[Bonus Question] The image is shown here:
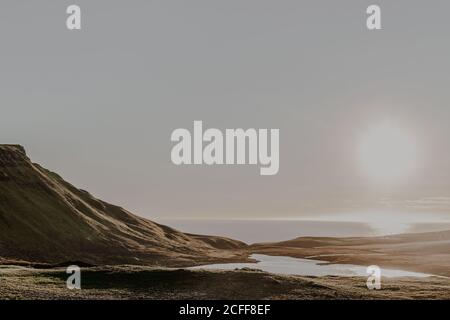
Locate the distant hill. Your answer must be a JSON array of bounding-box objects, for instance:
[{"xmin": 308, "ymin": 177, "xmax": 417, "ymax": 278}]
[
  {"xmin": 251, "ymin": 229, "xmax": 450, "ymax": 276},
  {"xmin": 257, "ymin": 229, "xmax": 450, "ymax": 248},
  {"xmin": 0, "ymin": 145, "xmax": 246, "ymax": 267}
]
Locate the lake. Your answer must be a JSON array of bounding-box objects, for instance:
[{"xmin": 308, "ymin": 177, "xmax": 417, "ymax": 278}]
[{"xmin": 189, "ymin": 254, "xmax": 431, "ymax": 278}]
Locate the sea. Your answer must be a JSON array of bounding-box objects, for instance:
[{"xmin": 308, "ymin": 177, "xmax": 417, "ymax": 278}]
[{"xmin": 158, "ymin": 219, "xmax": 450, "ymax": 244}]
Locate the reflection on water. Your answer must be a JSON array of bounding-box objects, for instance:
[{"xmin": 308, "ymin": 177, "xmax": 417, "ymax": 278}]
[{"xmin": 189, "ymin": 254, "xmax": 431, "ymax": 278}]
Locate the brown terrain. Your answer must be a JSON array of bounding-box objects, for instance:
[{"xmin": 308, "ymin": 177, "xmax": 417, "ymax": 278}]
[
  {"xmin": 0, "ymin": 144, "xmax": 448, "ymax": 299},
  {"xmin": 250, "ymin": 230, "xmax": 450, "ymax": 277}
]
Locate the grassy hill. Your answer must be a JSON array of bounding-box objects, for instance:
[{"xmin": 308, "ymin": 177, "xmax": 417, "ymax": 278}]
[{"xmin": 0, "ymin": 145, "xmax": 246, "ymax": 267}]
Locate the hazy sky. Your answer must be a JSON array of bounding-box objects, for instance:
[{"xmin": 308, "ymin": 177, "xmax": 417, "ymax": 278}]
[{"xmin": 1, "ymin": 1, "xmax": 450, "ymax": 221}]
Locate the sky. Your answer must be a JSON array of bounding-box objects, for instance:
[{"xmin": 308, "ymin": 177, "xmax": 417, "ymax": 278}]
[{"xmin": 1, "ymin": 0, "xmax": 450, "ymax": 222}]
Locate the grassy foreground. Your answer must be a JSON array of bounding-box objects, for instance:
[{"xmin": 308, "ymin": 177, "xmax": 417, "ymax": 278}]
[{"xmin": 1, "ymin": 265, "xmax": 449, "ymax": 300}]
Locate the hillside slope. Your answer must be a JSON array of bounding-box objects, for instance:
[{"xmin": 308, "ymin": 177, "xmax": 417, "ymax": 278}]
[{"xmin": 0, "ymin": 145, "xmax": 246, "ymax": 266}]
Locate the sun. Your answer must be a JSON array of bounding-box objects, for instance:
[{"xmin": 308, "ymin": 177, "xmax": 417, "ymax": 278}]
[{"xmin": 358, "ymin": 122, "xmax": 418, "ymax": 185}]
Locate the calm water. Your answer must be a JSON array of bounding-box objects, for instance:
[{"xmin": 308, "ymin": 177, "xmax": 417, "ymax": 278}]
[
  {"xmin": 159, "ymin": 219, "xmax": 450, "ymax": 244},
  {"xmin": 189, "ymin": 254, "xmax": 431, "ymax": 278},
  {"xmin": 160, "ymin": 220, "xmax": 374, "ymax": 243}
]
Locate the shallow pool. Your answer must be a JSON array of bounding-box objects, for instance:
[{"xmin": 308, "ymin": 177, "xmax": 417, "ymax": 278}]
[{"xmin": 189, "ymin": 254, "xmax": 431, "ymax": 278}]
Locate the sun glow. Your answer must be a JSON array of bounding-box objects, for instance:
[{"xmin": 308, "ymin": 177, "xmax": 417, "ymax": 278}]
[{"xmin": 358, "ymin": 122, "xmax": 418, "ymax": 185}]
